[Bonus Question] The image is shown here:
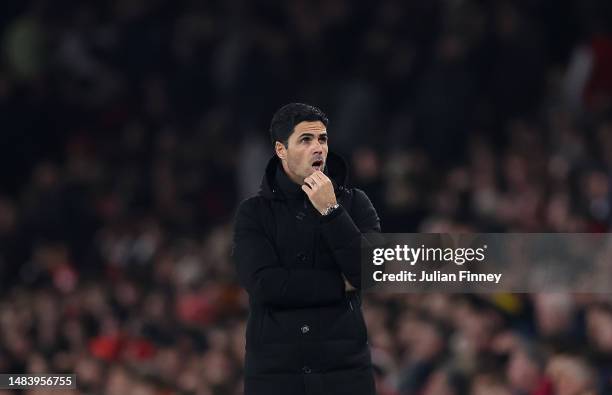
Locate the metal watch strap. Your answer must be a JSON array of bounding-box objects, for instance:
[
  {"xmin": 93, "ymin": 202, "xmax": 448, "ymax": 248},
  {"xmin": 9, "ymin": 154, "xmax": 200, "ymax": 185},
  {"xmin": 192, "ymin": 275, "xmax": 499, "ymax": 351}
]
[{"xmin": 322, "ymin": 203, "xmax": 340, "ymax": 216}]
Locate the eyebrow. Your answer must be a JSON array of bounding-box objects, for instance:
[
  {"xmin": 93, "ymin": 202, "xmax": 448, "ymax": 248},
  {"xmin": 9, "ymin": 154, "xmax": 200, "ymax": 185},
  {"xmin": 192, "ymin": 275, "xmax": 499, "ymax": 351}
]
[{"xmin": 298, "ymin": 132, "xmax": 328, "ymax": 138}]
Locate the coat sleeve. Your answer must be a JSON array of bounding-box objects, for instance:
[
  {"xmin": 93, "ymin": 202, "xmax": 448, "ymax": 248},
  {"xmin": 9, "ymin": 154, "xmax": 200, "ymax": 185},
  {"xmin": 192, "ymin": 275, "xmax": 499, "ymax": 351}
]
[
  {"xmin": 319, "ymin": 189, "xmax": 382, "ymax": 289},
  {"xmin": 232, "ymin": 198, "xmax": 345, "ymax": 308}
]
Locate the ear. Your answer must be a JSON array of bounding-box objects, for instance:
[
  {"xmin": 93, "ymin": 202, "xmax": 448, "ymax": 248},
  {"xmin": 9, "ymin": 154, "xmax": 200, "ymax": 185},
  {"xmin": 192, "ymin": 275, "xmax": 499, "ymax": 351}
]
[{"xmin": 275, "ymin": 141, "xmax": 287, "ymax": 160}]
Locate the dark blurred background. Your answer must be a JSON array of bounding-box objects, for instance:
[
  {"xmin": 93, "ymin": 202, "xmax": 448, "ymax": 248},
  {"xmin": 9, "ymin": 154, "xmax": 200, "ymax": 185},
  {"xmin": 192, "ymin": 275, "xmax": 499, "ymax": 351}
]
[{"xmin": 1, "ymin": 0, "xmax": 612, "ymax": 394}]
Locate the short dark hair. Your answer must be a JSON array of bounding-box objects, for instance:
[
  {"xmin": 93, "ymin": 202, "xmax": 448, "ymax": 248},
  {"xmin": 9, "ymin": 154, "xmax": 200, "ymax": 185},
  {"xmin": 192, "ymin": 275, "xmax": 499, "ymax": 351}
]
[{"xmin": 269, "ymin": 103, "xmax": 329, "ymax": 148}]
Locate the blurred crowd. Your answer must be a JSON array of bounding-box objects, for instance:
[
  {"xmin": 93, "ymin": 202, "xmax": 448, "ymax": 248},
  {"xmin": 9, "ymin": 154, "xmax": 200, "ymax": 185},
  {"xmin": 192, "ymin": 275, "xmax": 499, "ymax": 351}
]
[{"xmin": 1, "ymin": 0, "xmax": 612, "ymax": 394}]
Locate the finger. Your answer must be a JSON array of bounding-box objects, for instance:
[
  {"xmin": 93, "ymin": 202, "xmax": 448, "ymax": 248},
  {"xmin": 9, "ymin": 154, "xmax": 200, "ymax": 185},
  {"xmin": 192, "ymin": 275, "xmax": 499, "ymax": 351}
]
[
  {"xmin": 301, "ymin": 185, "xmax": 312, "ymax": 195},
  {"xmin": 305, "ymin": 177, "xmax": 318, "ymax": 188},
  {"xmin": 311, "ymin": 172, "xmax": 324, "ymax": 182},
  {"xmin": 313, "ymin": 171, "xmax": 329, "ymax": 183},
  {"xmin": 304, "ymin": 175, "xmax": 316, "ymax": 188}
]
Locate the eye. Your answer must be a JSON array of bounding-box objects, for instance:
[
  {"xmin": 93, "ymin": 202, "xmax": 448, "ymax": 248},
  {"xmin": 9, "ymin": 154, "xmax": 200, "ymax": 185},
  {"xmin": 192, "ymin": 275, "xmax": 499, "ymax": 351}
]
[
  {"xmin": 301, "ymin": 137, "xmax": 311, "ymax": 143},
  {"xmin": 319, "ymin": 136, "xmax": 328, "ymax": 143}
]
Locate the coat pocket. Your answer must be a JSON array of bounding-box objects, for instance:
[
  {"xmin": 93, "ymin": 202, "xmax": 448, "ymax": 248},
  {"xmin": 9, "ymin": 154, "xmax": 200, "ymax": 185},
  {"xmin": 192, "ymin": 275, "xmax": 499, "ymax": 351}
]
[
  {"xmin": 347, "ymin": 294, "xmax": 368, "ymax": 343},
  {"xmin": 245, "ymin": 308, "xmax": 266, "ymax": 349}
]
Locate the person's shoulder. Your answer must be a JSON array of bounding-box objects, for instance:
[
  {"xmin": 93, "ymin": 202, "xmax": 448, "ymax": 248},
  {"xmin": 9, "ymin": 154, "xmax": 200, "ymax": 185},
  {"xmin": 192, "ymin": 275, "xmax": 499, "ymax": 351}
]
[
  {"xmin": 344, "ymin": 187, "xmax": 373, "ymax": 204},
  {"xmin": 341, "ymin": 187, "xmax": 380, "ymax": 229},
  {"xmin": 352, "ymin": 187, "xmax": 371, "ymax": 199},
  {"xmin": 340, "ymin": 187, "xmax": 376, "ymax": 214},
  {"xmin": 234, "ymin": 195, "xmax": 277, "ymax": 235},
  {"xmin": 236, "ymin": 195, "xmax": 266, "ymax": 215},
  {"xmin": 348, "ymin": 188, "xmax": 374, "ymax": 212},
  {"xmin": 234, "ymin": 196, "xmax": 265, "ymax": 230}
]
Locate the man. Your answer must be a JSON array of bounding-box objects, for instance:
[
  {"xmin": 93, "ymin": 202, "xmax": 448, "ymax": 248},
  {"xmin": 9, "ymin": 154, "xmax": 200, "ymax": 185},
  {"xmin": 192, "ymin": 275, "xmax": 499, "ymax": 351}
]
[{"xmin": 232, "ymin": 103, "xmax": 381, "ymax": 395}]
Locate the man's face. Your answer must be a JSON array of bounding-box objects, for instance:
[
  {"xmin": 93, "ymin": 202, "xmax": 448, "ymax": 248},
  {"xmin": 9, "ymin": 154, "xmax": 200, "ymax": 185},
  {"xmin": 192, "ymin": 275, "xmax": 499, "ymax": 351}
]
[{"xmin": 276, "ymin": 121, "xmax": 328, "ymax": 184}]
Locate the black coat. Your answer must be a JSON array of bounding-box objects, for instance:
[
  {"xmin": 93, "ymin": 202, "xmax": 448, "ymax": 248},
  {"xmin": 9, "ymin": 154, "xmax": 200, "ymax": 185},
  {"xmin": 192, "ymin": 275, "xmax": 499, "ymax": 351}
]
[{"xmin": 232, "ymin": 152, "xmax": 381, "ymax": 395}]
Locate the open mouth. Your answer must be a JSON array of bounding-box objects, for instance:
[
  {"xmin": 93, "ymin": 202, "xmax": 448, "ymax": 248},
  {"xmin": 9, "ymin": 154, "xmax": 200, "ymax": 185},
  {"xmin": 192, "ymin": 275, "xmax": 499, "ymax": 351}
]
[{"xmin": 312, "ymin": 159, "xmax": 324, "ymax": 171}]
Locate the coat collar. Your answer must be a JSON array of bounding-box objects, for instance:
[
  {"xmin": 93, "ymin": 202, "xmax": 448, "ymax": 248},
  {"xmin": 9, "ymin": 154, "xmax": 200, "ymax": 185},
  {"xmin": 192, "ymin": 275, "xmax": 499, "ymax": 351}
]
[
  {"xmin": 259, "ymin": 151, "xmax": 349, "ymax": 200},
  {"xmin": 274, "ymin": 164, "xmax": 303, "ymax": 198}
]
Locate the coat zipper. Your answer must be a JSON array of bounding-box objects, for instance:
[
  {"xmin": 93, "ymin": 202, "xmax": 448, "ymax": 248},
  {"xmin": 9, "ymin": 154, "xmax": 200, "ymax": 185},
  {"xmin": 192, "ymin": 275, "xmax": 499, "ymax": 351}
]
[{"xmin": 308, "ymin": 199, "xmax": 317, "ymax": 269}]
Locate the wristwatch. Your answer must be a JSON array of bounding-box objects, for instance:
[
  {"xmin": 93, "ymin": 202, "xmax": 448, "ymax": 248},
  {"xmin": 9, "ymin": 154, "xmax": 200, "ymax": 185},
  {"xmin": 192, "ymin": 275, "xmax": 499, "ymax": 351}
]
[{"xmin": 322, "ymin": 203, "xmax": 340, "ymax": 216}]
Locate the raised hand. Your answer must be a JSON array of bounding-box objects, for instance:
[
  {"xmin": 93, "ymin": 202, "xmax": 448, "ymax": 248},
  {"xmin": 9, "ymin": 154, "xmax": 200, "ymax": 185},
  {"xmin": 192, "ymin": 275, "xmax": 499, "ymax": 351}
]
[{"xmin": 301, "ymin": 171, "xmax": 337, "ymax": 215}]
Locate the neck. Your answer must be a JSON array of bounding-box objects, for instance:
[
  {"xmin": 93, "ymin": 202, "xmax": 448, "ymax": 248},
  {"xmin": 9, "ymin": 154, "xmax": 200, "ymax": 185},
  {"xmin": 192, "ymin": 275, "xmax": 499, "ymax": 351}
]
[{"xmin": 281, "ymin": 161, "xmax": 303, "ymax": 185}]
